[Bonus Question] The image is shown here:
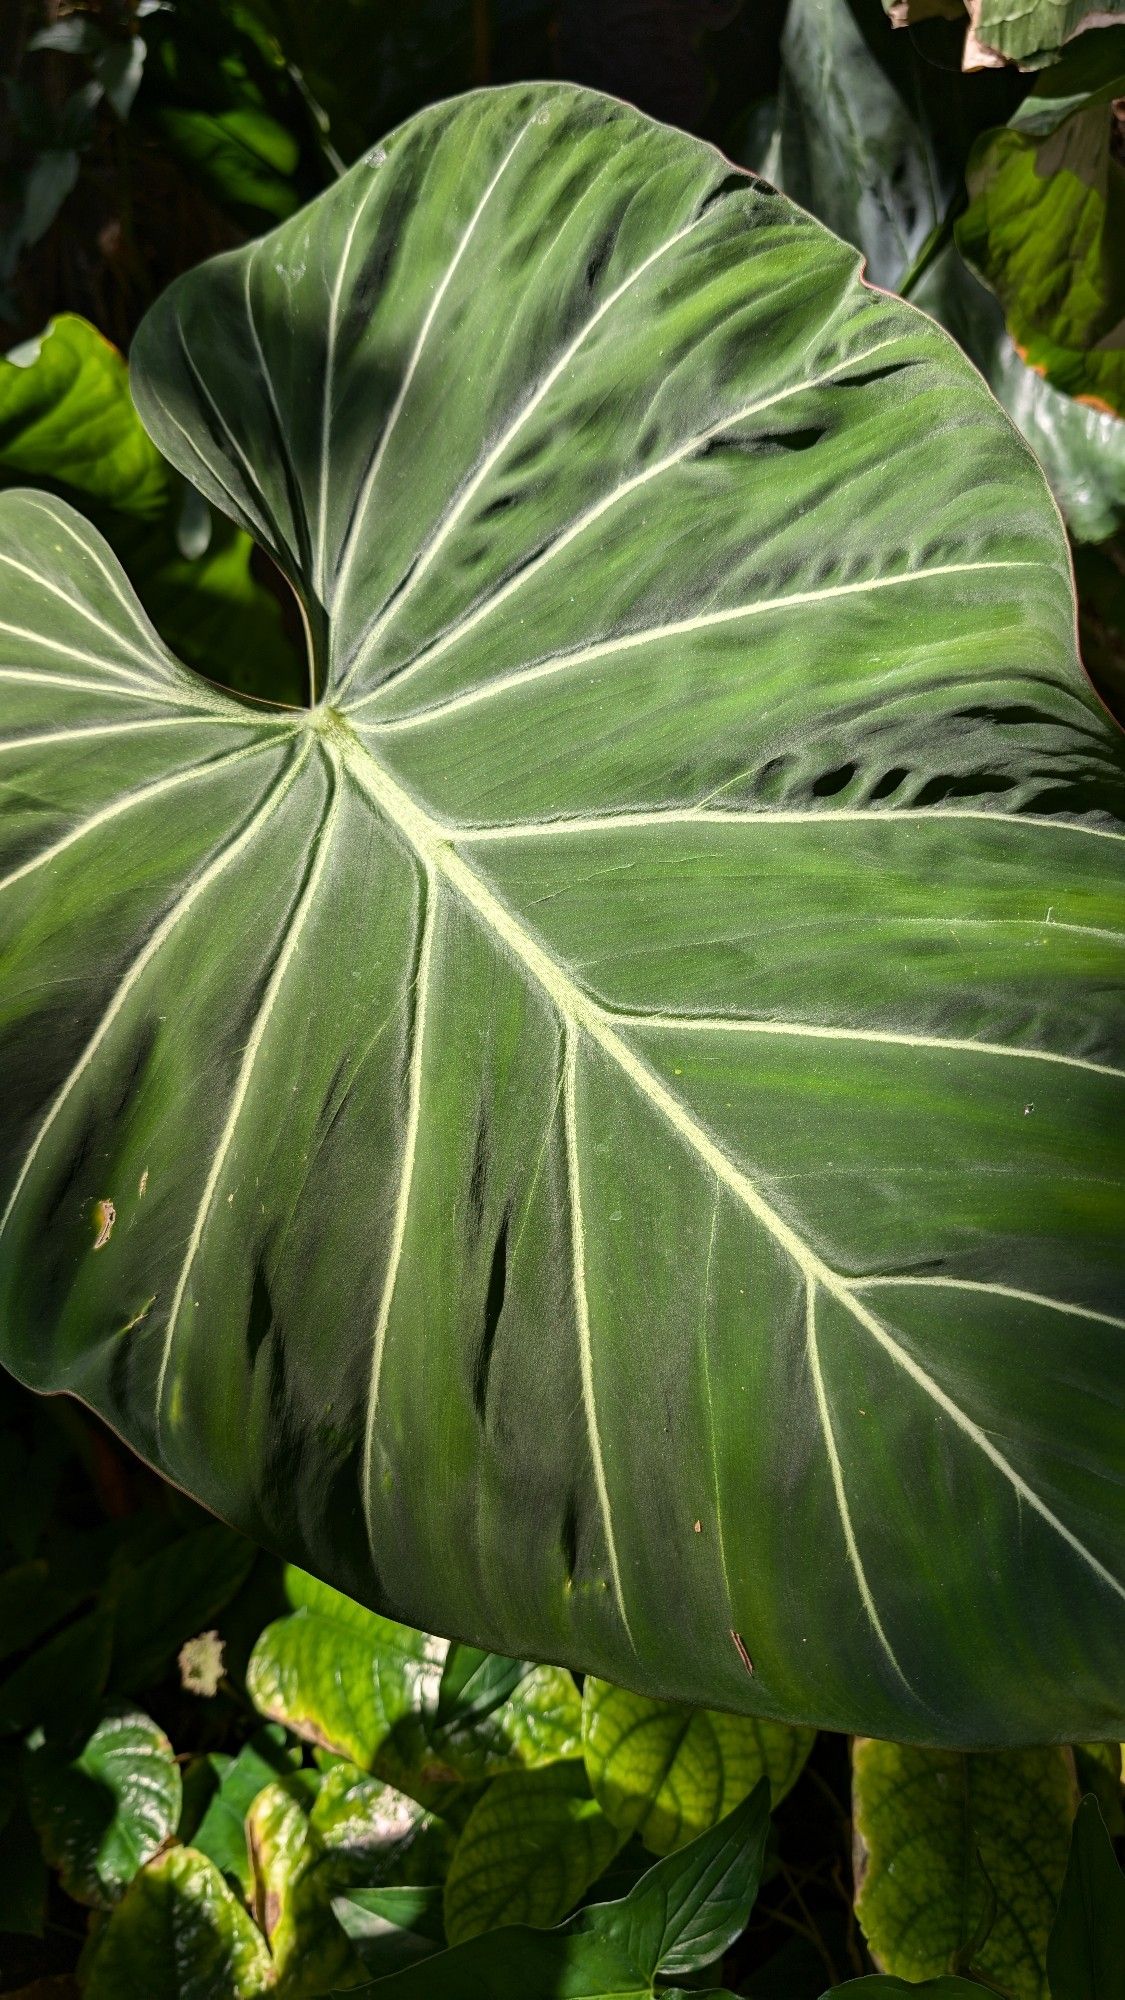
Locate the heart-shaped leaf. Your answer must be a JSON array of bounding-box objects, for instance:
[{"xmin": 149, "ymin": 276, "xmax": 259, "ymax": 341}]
[
  {"xmin": 25, "ymin": 1701, "xmax": 182, "ymax": 1908},
  {"xmin": 851, "ymin": 1736, "xmax": 1077, "ymax": 1993},
  {"xmin": 582, "ymin": 1677, "xmax": 814, "ymax": 1854},
  {"xmin": 443, "ymin": 1761, "xmax": 623, "ymax": 1944},
  {"xmin": 1, "ymin": 82, "xmax": 1122, "ymax": 1748}
]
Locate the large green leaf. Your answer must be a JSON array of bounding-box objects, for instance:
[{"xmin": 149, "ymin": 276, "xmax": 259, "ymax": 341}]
[
  {"xmin": 25, "ymin": 1701, "xmax": 182, "ymax": 1908},
  {"xmin": 851, "ymin": 1737, "xmax": 1077, "ymax": 1995},
  {"xmin": 582, "ymin": 1678, "xmax": 813, "ymax": 1854},
  {"xmin": 0, "ymin": 83, "xmax": 1123, "ymax": 1748},
  {"xmin": 957, "ymin": 30, "xmax": 1125, "ymax": 417}
]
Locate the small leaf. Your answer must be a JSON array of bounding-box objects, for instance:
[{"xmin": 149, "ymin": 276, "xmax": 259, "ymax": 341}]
[
  {"xmin": 79, "ymin": 1845, "xmax": 275, "ymax": 1998},
  {"xmin": 192, "ymin": 1723, "xmax": 302, "ymax": 1896},
  {"xmin": 248, "ymin": 1570, "xmax": 580, "ymax": 1803},
  {"xmin": 956, "ymin": 30, "xmax": 1125, "ymax": 416},
  {"xmin": 333, "ymin": 1883, "xmax": 445, "ymax": 1975},
  {"xmin": 851, "ymin": 1738, "xmax": 1076, "ymax": 1996},
  {"xmin": 444, "ymin": 1761, "xmax": 623, "ymax": 1943},
  {"xmin": 26, "ymin": 1702, "xmax": 181, "ymax": 1908},
  {"xmin": 340, "ymin": 1782, "xmax": 771, "ymax": 1998},
  {"xmin": 583, "ymin": 1677, "xmax": 813, "ymax": 1853},
  {"xmin": 1046, "ymin": 1794, "xmax": 1125, "ymax": 2000},
  {"xmin": 248, "ymin": 1761, "xmax": 451, "ymax": 1997}
]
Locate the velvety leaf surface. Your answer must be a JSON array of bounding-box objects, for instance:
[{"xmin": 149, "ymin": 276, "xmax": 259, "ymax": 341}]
[
  {"xmin": 80, "ymin": 1845, "xmax": 275, "ymax": 1998},
  {"xmin": 1046, "ymin": 1794, "xmax": 1125, "ymax": 1999},
  {"xmin": 443, "ymin": 1761, "xmax": 623, "ymax": 1943},
  {"xmin": 851, "ymin": 1738, "xmax": 1077, "ymax": 1995},
  {"xmin": 345, "ymin": 1783, "xmax": 771, "ymax": 1998},
  {"xmin": 957, "ymin": 31, "xmax": 1125, "ymax": 416},
  {"xmin": 582, "ymin": 1678, "xmax": 814, "ymax": 1853},
  {"xmin": 25, "ymin": 1702, "xmax": 182, "ymax": 1908},
  {"xmin": 0, "ymin": 315, "xmax": 301, "ymax": 701},
  {"xmin": 971, "ymin": 0, "xmax": 1117, "ymax": 67},
  {"xmin": 247, "ymin": 1570, "xmax": 580, "ymax": 1799},
  {"xmin": 0, "ymin": 83, "xmax": 1123, "ymax": 1749}
]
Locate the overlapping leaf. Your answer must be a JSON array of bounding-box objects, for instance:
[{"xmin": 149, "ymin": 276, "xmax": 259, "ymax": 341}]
[{"xmin": 0, "ymin": 82, "xmax": 1122, "ymax": 1750}]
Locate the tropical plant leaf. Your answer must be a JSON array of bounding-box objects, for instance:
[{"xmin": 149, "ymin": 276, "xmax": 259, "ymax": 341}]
[
  {"xmin": 969, "ymin": 0, "xmax": 1117, "ymax": 68},
  {"xmin": 192, "ymin": 1722, "xmax": 304, "ymax": 1896},
  {"xmin": 443, "ymin": 1761, "xmax": 623, "ymax": 1944},
  {"xmin": 956, "ymin": 29, "xmax": 1125, "ymax": 416},
  {"xmin": 25, "ymin": 1702, "xmax": 182, "ymax": 1908},
  {"xmin": 851, "ymin": 1737, "xmax": 1077, "ymax": 1995},
  {"xmin": 247, "ymin": 1570, "xmax": 581, "ymax": 1800},
  {"xmin": 341, "ymin": 1782, "xmax": 771, "ymax": 1999},
  {"xmin": 1046, "ymin": 1794, "xmax": 1125, "ymax": 1999},
  {"xmin": 79, "ymin": 1844, "xmax": 276, "ymax": 1998},
  {"xmin": 582, "ymin": 1678, "xmax": 814, "ymax": 1854},
  {"xmin": 757, "ymin": 0, "xmax": 1125, "ymax": 543},
  {"xmin": 247, "ymin": 1761, "xmax": 450, "ymax": 1996},
  {"xmin": 0, "ymin": 83, "xmax": 1123, "ymax": 1750},
  {"xmin": 0, "ymin": 314, "xmax": 302, "ymax": 702},
  {"xmin": 107, "ymin": 1519, "xmax": 256, "ymax": 1693}
]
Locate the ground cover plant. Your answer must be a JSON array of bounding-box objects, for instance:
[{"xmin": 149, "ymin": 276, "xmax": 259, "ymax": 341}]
[{"xmin": 0, "ymin": 5, "xmax": 1122, "ymax": 1995}]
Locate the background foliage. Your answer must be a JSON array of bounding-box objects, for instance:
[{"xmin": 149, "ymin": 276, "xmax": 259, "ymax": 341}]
[{"xmin": 0, "ymin": 2, "xmax": 1122, "ymax": 1995}]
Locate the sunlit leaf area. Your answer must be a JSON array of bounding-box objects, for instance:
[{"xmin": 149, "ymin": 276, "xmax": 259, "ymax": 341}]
[{"xmin": 0, "ymin": 4, "xmax": 1121, "ymax": 1995}]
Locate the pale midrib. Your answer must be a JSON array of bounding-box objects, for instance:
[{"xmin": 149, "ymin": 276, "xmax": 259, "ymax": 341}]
[
  {"xmin": 0, "ymin": 739, "xmax": 312, "ymax": 1247},
  {"xmin": 348, "ymin": 333, "xmax": 909, "ymax": 711},
  {"xmin": 330, "ymin": 113, "xmax": 536, "ymax": 638},
  {"xmin": 353, "ymin": 561, "xmax": 1053, "ymax": 728},
  {"xmin": 340, "ymin": 729, "xmax": 1125, "ymax": 1620},
  {"xmin": 155, "ymin": 749, "xmax": 339, "ymax": 1438},
  {"xmin": 336, "ymin": 203, "xmax": 715, "ymax": 695},
  {"xmin": 0, "ymin": 716, "xmax": 283, "ymax": 755},
  {"xmin": 805, "ymin": 1280, "xmax": 912, "ymax": 1688},
  {"xmin": 449, "ymin": 804, "xmax": 1125, "ymax": 845},
  {"xmin": 614, "ymin": 1012, "xmax": 1125, "ymax": 1081},
  {"xmin": 0, "ymin": 737, "xmax": 280, "ymax": 898},
  {"xmin": 0, "ymin": 549, "xmax": 156, "ymax": 672}
]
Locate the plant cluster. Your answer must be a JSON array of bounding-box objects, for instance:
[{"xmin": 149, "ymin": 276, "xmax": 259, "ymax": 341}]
[{"xmin": 0, "ymin": 1385, "xmax": 1121, "ymax": 1996}]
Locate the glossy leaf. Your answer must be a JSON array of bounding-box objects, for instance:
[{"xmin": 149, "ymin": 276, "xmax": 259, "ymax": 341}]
[
  {"xmin": 851, "ymin": 1737, "xmax": 1077, "ymax": 1995},
  {"xmin": 1, "ymin": 83, "xmax": 1124, "ymax": 1750},
  {"xmin": 1046, "ymin": 1794, "xmax": 1125, "ymax": 1999},
  {"xmin": 334, "ymin": 1882, "xmax": 446, "ymax": 1974},
  {"xmin": 247, "ymin": 1570, "xmax": 581, "ymax": 1800},
  {"xmin": 957, "ymin": 30, "xmax": 1125, "ymax": 417},
  {"xmin": 80, "ymin": 1845, "xmax": 275, "ymax": 1999},
  {"xmin": 443, "ymin": 1761, "xmax": 623, "ymax": 1943},
  {"xmin": 192, "ymin": 1722, "xmax": 304, "ymax": 1896},
  {"xmin": 247, "ymin": 1762, "xmax": 450, "ymax": 1996},
  {"xmin": 583, "ymin": 1678, "xmax": 814, "ymax": 1854},
  {"xmin": 344, "ymin": 1782, "xmax": 771, "ymax": 1998},
  {"xmin": 25, "ymin": 1702, "xmax": 181, "ymax": 1908}
]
